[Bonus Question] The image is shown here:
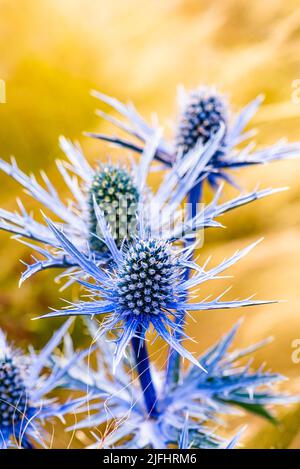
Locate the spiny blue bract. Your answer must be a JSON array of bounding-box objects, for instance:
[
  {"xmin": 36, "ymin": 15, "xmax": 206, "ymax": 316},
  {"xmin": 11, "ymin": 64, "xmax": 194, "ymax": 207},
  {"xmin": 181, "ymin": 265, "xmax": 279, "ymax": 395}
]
[
  {"xmin": 61, "ymin": 319, "xmax": 293, "ymax": 449},
  {"xmin": 175, "ymin": 87, "xmax": 228, "ymax": 158},
  {"xmin": 117, "ymin": 240, "xmax": 180, "ymax": 316},
  {"xmin": 0, "ymin": 320, "xmax": 86, "ymax": 449},
  {"xmin": 0, "ymin": 356, "xmax": 27, "ymax": 427},
  {"xmin": 90, "ymin": 89, "xmax": 300, "ymax": 190},
  {"xmin": 89, "ymin": 165, "xmax": 139, "ymax": 253}
]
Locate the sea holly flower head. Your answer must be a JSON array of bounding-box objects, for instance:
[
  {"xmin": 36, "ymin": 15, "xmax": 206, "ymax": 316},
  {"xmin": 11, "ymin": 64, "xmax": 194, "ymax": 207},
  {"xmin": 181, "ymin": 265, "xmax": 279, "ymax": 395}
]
[
  {"xmin": 88, "ymin": 164, "xmax": 139, "ymax": 253},
  {"xmin": 175, "ymin": 86, "xmax": 229, "ymax": 160},
  {"xmin": 0, "ymin": 135, "xmax": 157, "ymax": 282},
  {"xmin": 0, "ymin": 349, "xmax": 27, "ymax": 431},
  {"xmin": 116, "ymin": 239, "xmax": 181, "ymax": 317},
  {"xmin": 0, "ymin": 320, "xmax": 84, "ymax": 449}
]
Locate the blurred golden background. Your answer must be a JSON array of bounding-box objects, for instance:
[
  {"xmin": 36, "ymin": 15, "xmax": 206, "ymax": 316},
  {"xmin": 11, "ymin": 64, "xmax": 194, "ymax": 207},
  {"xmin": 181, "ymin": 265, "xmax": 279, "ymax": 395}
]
[{"xmin": 0, "ymin": 0, "xmax": 300, "ymax": 448}]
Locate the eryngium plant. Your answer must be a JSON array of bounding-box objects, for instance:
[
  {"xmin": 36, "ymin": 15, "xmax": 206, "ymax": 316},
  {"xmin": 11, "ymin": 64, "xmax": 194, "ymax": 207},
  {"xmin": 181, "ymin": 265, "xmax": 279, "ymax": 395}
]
[
  {"xmin": 0, "ymin": 84, "xmax": 299, "ymax": 449},
  {"xmin": 0, "ymin": 319, "xmax": 85, "ymax": 449},
  {"xmin": 51, "ymin": 318, "xmax": 295, "ymax": 449}
]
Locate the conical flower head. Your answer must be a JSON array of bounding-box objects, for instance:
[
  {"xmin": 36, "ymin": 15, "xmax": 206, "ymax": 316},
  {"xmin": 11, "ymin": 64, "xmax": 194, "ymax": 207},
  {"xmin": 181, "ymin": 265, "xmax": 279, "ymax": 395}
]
[
  {"xmin": 116, "ymin": 239, "xmax": 180, "ymax": 316},
  {"xmin": 88, "ymin": 165, "xmax": 139, "ymax": 253},
  {"xmin": 175, "ymin": 87, "xmax": 229, "ymax": 157},
  {"xmin": 0, "ymin": 355, "xmax": 27, "ymax": 428}
]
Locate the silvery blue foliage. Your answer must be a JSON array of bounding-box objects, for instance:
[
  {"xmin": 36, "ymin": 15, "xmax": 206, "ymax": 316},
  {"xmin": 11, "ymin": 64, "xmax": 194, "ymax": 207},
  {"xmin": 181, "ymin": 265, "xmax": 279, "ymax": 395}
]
[
  {"xmin": 50, "ymin": 319, "xmax": 293, "ymax": 449},
  {"xmin": 88, "ymin": 86, "xmax": 300, "ymax": 188},
  {"xmin": 0, "ymin": 136, "xmax": 146, "ymax": 284},
  {"xmin": 0, "ymin": 319, "xmax": 85, "ymax": 449},
  {"xmin": 166, "ymin": 320, "xmax": 296, "ymax": 422},
  {"xmin": 0, "ymin": 125, "xmax": 283, "ymax": 285}
]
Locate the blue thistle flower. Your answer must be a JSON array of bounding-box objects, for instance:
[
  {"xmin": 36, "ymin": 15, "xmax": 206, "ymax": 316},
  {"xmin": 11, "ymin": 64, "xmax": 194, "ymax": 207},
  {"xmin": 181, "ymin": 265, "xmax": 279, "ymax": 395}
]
[
  {"xmin": 36, "ymin": 209, "xmax": 275, "ymax": 374},
  {"xmin": 175, "ymin": 86, "xmax": 229, "ymax": 160},
  {"xmin": 88, "ymin": 164, "xmax": 139, "ymax": 253},
  {"xmin": 0, "ymin": 319, "xmax": 84, "ymax": 449},
  {"xmin": 0, "ymin": 127, "xmax": 281, "ymax": 284},
  {"xmin": 88, "ymin": 87, "xmax": 300, "ymax": 188},
  {"xmin": 0, "ymin": 355, "xmax": 27, "ymax": 431},
  {"xmin": 116, "ymin": 239, "xmax": 181, "ymax": 317},
  {"xmin": 0, "ymin": 135, "xmax": 155, "ymax": 283}
]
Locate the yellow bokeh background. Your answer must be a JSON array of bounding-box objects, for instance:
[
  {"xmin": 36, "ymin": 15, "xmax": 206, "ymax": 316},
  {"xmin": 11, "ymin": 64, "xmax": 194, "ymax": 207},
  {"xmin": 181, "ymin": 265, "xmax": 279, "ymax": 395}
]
[{"xmin": 0, "ymin": 0, "xmax": 300, "ymax": 448}]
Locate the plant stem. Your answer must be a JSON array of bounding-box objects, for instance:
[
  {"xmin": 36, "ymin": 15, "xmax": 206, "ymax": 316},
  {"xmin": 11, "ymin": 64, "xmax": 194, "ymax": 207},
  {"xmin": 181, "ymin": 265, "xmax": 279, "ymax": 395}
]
[
  {"xmin": 131, "ymin": 332, "xmax": 159, "ymax": 418},
  {"xmin": 165, "ymin": 181, "xmax": 203, "ymax": 391}
]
